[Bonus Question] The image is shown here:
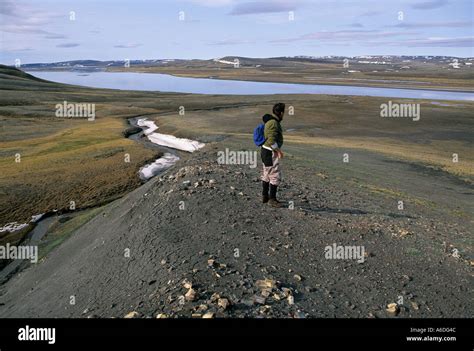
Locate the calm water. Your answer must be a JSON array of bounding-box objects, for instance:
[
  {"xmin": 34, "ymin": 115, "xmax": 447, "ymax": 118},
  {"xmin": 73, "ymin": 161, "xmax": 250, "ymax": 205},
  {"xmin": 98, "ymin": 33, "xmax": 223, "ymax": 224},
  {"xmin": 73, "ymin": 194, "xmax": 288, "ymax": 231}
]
[{"xmin": 29, "ymin": 71, "xmax": 474, "ymax": 101}]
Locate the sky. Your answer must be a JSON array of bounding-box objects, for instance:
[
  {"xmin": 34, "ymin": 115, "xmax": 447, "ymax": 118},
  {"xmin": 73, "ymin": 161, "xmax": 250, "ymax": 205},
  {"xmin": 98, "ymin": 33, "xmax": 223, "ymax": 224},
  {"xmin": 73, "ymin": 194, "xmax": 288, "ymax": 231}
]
[{"xmin": 0, "ymin": 0, "xmax": 473, "ymax": 64}]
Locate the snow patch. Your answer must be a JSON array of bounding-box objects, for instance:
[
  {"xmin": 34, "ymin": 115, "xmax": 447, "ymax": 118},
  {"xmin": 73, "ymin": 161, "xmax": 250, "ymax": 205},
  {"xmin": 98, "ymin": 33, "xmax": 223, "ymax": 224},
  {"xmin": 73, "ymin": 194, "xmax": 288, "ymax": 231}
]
[
  {"xmin": 0, "ymin": 222, "xmax": 28, "ymax": 233},
  {"xmin": 137, "ymin": 118, "xmax": 158, "ymax": 135},
  {"xmin": 137, "ymin": 118, "xmax": 205, "ymax": 152},
  {"xmin": 0, "ymin": 213, "xmax": 46, "ymax": 233},
  {"xmin": 139, "ymin": 153, "xmax": 180, "ymax": 180},
  {"xmin": 147, "ymin": 133, "xmax": 205, "ymax": 153},
  {"xmin": 31, "ymin": 214, "xmax": 45, "ymax": 223}
]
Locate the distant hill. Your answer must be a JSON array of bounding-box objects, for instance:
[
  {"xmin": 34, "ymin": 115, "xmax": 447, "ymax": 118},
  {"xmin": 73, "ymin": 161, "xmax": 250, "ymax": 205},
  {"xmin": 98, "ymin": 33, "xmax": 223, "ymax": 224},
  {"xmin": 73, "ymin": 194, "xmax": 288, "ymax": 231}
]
[
  {"xmin": 20, "ymin": 59, "xmax": 178, "ymax": 71},
  {"xmin": 16, "ymin": 55, "xmax": 473, "ymax": 73},
  {"xmin": 0, "ymin": 64, "xmax": 66, "ymax": 91},
  {"xmin": 0, "ymin": 64, "xmax": 45, "ymax": 82}
]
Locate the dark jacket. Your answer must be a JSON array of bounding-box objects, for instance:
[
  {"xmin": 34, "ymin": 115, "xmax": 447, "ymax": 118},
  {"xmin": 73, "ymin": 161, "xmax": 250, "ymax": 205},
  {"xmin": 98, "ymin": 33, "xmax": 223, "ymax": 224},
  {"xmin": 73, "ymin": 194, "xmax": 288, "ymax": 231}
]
[
  {"xmin": 262, "ymin": 114, "xmax": 283, "ymax": 150},
  {"xmin": 261, "ymin": 114, "xmax": 283, "ymax": 167}
]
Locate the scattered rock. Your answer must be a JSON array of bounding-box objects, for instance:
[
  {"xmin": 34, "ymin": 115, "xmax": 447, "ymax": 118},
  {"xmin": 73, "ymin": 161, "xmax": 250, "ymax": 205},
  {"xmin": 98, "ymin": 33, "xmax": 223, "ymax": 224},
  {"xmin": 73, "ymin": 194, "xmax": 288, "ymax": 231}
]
[
  {"xmin": 182, "ymin": 279, "xmax": 193, "ymax": 289},
  {"xmin": 398, "ymin": 229, "xmax": 411, "ymax": 238},
  {"xmin": 218, "ymin": 298, "xmax": 230, "ymax": 310},
  {"xmin": 386, "ymin": 303, "xmax": 400, "ymax": 316},
  {"xmin": 293, "ymin": 274, "xmax": 303, "ymax": 282},
  {"xmin": 197, "ymin": 304, "xmax": 208, "ymax": 312},
  {"xmin": 124, "ymin": 311, "xmax": 139, "ymax": 319},
  {"xmin": 210, "ymin": 293, "xmax": 220, "ymax": 302},
  {"xmin": 256, "ymin": 279, "xmax": 276, "ymax": 290},
  {"xmin": 254, "ymin": 295, "xmax": 266, "ymax": 305},
  {"xmin": 294, "ymin": 310, "xmax": 306, "ymax": 318},
  {"xmin": 185, "ymin": 288, "xmax": 197, "ymax": 302}
]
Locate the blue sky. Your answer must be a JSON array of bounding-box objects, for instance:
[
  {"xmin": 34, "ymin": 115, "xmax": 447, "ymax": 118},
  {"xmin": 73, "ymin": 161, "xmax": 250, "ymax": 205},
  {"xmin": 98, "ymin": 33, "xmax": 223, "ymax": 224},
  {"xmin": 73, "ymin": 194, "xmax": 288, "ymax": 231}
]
[{"xmin": 0, "ymin": 0, "xmax": 473, "ymax": 64}]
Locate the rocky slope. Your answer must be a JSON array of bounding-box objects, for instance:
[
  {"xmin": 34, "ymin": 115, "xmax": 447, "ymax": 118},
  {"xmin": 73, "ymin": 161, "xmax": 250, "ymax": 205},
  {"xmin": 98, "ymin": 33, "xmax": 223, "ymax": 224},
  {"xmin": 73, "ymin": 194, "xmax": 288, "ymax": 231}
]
[{"xmin": 0, "ymin": 146, "xmax": 472, "ymax": 318}]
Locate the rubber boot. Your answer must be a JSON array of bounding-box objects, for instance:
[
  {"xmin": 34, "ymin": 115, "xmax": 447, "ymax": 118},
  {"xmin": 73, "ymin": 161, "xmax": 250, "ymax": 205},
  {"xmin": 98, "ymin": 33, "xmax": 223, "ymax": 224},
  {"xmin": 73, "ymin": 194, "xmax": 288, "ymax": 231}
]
[
  {"xmin": 262, "ymin": 181, "xmax": 270, "ymax": 203},
  {"xmin": 268, "ymin": 184, "xmax": 283, "ymax": 208}
]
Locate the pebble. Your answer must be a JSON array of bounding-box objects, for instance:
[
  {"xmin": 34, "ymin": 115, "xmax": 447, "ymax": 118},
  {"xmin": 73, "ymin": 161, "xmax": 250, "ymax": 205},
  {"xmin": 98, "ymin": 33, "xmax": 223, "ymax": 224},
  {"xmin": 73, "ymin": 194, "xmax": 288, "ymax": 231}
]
[
  {"xmin": 185, "ymin": 288, "xmax": 197, "ymax": 301},
  {"xmin": 294, "ymin": 274, "xmax": 303, "ymax": 282},
  {"xmin": 218, "ymin": 298, "xmax": 230, "ymax": 310},
  {"xmin": 124, "ymin": 311, "xmax": 139, "ymax": 319},
  {"xmin": 386, "ymin": 303, "xmax": 400, "ymax": 316},
  {"xmin": 254, "ymin": 295, "xmax": 266, "ymax": 305}
]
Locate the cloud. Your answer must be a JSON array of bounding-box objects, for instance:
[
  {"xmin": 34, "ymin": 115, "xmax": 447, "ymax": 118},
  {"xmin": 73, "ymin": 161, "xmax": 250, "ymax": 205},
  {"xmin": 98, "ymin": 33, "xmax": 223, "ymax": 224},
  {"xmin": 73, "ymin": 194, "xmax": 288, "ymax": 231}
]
[
  {"xmin": 391, "ymin": 20, "xmax": 473, "ymax": 29},
  {"xmin": 348, "ymin": 23, "xmax": 364, "ymax": 28},
  {"xmin": 359, "ymin": 10, "xmax": 381, "ymax": 17},
  {"xmin": 0, "ymin": 0, "xmax": 17, "ymax": 16},
  {"xmin": 44, "ymin": 33, "xmax": 67, "ymax": 39},
  {"xmin": 0, "ymin": 46, "xmax": 35, "ymax": 52},
  {"xmin": 401, "ymin": 37, "xmax": 474, "ymax": 47},
  {"xmin": 56, "ymin": 43, "xmax": 80, "ymax": 48},
  {"xmin": 363, "ymin": 37, "xmax": 473, "ymax": 48},
  {"xmin": 0, "ymin": 0, "xmax": 65, "ymax": 39},
  {"xmin": 0, "ymin": 24, "xmax": 51, "ymax": 35},
  {"xmin": 182, "ymin": 0, "xmax": 234, "ymax": 6},
  {"xmin": 272, "ymin": 30, "xmax": 419, "ymax": 43},
  {"xmin": 113, "ymin": 43, "xmax": 143, "ymax": 48},
  {"xmin": 229, "ymin": 1, "xmax": 300, "ymax": 15},
  {"xmin": 208, "ymin": 38, "xmax": 255, "ymax": 45},
  {"xmin": 411, "ymin": 0, "xmax": 449, "ymax": 10}
]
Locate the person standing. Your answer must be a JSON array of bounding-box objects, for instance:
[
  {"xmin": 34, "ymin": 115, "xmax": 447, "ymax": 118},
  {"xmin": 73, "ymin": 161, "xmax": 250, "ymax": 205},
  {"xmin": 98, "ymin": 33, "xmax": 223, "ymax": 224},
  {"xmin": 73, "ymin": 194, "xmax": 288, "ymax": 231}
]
[{"xmin": 261, "ymin": 103, "xmax": 285, "ymax": 207}]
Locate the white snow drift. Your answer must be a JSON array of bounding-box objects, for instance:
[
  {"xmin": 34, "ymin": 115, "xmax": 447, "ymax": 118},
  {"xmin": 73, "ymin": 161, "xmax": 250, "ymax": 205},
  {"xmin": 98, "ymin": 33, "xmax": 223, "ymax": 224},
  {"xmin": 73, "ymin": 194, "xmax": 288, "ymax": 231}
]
[
  {"xmin": 139, "ymin": 153, "xmax": 180, "ymax": 180},
  {"xmin": 137, "ymin": 118, "xmax": 158, "ymax": 135},
  {"xmin": 137, "ymin": 118, "xmax": 205, "ymax": 152},
  {"xmin": 0, "ymin": 213, "xmax": 46, "ymax": 233}
]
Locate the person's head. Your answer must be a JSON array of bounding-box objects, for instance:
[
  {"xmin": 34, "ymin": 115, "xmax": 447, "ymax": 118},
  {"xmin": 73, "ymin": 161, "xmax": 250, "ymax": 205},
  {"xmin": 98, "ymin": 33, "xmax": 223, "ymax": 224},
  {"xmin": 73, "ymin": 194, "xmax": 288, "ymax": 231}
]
[{"xmin": 273, "ymin": 103, "xmax": 285, "ymax": 120}]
